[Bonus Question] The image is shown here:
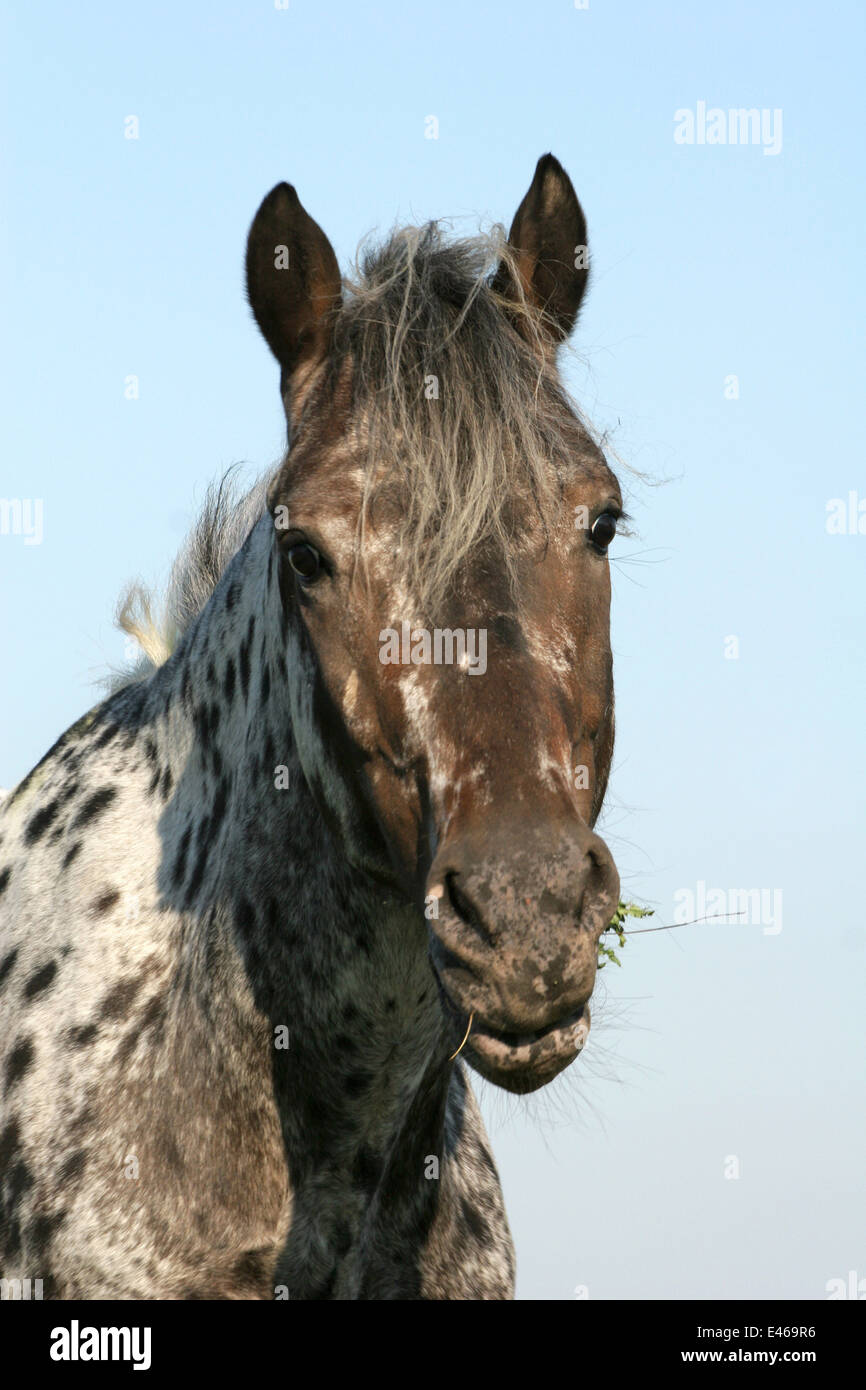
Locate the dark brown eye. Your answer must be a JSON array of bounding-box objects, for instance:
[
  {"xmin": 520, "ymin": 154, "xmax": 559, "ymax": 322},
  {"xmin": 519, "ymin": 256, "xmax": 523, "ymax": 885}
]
[
  {"xmin": 287, "ymin": 542, "xmax": 323, "ymax": 582},
  {"xmin": 590, "ymin": 512, "xmax": 618, "ymax": 551}
]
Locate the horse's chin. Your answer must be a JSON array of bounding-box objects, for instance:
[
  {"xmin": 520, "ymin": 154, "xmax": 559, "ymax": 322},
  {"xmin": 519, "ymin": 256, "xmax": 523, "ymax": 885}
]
[{"xmin": 460, "ymin": 1007, "xmax": 591, "ymax": 1095}]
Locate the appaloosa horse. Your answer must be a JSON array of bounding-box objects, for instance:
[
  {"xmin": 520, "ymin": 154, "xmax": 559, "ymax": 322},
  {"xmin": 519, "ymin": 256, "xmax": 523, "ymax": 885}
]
[{"xmin": 0, "ymin": 154, "xmax": 623, "ymax": 1299}]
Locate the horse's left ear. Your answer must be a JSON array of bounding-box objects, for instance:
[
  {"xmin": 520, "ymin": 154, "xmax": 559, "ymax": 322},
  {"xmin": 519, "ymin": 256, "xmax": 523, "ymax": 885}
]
[
  {"xmin": 493, "ymin": 154, "xmax": 589, "ymax": 342},
  {"xmin": 245, "ymin": 182, "xmax": 342, "ymax": 382}
]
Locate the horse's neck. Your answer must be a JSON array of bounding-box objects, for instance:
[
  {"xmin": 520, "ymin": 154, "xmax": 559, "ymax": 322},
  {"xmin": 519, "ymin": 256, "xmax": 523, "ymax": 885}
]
[
  {"xmin": 142, "ymin": 514, "xmax": 326, "ymax": 927},
  {"xmin": 143, "ymin": 514, "xmax": 448, "ymax": 1174}
]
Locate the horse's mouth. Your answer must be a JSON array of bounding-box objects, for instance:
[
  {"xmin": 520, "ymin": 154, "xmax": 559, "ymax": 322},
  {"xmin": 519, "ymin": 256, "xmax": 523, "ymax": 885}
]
[{"xmin": 461, "ymin": 1006, "xmax": 591, "ymax": 1095}]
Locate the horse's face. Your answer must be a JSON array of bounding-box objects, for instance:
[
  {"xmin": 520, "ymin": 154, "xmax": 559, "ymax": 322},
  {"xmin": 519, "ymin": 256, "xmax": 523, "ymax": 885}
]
[{"xmin": 248, "ymin": 158, "xmax": 621, "ymax": 1094}]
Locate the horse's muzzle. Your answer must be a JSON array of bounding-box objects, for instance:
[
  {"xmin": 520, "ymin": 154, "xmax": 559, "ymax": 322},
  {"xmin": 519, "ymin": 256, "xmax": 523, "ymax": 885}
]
[{"xmin": 427, "ymin": 818, "xmax": 619, "ymax": 1093}]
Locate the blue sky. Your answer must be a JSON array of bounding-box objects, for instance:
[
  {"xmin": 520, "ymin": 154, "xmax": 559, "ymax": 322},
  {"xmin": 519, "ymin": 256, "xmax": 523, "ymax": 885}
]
[{"xmin": 2, "ymin": 0, "xmax": 864, "ymax": 1298}]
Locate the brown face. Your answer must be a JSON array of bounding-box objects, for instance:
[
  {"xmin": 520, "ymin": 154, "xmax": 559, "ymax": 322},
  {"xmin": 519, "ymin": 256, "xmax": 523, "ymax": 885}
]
[
  {"xmin": 247, "ymin": 155, "xmax": 622, "ymax": 1093},
  {"xmin": 270, "ymin": 422, "xmax": 621, "ymax": 1094}
]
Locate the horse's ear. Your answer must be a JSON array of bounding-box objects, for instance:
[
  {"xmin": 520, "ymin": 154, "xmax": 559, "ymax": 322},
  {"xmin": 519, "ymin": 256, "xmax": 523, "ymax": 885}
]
[
  {"xmin": 493, "ymin": 154, "xmax": 589, "ymax": 343},
  {"xmin": 245, "ymin": 182, "xmax": 342, "ymax": 380}
]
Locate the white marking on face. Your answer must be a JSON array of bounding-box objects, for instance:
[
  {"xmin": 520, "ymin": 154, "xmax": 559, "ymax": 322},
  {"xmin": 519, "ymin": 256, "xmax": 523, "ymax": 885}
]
[
  {"xmin": 536, "ymin": 746, "xmax": 572, "ymax": 793},
  {"xmin": 343, "ymin": 669, "xmax": 359, "ymax": 717},
  {"xmin": 525, "ymin": 623, "xmax": 575, "ymax": 677},
  {"xmin": 398, "ymin": 665, "xmax": 432, "ymax": 732}
]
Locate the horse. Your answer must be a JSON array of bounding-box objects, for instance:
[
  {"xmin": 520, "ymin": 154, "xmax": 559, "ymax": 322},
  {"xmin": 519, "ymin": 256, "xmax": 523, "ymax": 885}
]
[{"xmin": 0, "ymin": 154, "xmax": 623, "ymax": 1299}]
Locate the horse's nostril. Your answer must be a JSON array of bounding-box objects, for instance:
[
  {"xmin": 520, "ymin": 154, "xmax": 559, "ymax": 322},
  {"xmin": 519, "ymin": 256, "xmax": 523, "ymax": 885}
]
[
  {"xmin": 444, "ymin": 872, "xmax": 487, "ymax": 936},
  {"xmin": 577, "ymin": 838, "xmax": 620, "ymax": 936}
]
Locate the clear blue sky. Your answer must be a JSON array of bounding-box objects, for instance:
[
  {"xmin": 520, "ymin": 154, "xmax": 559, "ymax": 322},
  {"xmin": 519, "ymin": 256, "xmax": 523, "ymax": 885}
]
[{"xmin": 1, "ymin": 0, "xmax": 864, "ymax": 1299}]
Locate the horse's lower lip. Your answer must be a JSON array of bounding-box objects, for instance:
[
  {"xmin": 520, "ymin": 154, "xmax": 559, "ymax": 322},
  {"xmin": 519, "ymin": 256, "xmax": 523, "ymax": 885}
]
[{"xmin": 465, "ymin": 1006, "xmax": 591, "ymax": 1087}]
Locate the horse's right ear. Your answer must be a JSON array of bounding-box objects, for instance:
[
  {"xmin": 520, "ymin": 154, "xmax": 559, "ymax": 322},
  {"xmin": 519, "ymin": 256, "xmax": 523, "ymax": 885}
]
[
  {"xmin": 492, "ymin": 154, "xmax": 589, "ymax": 345},
  {"xmin": 245, "ymin": 183, "xmax": 342, "ymax": 381}
]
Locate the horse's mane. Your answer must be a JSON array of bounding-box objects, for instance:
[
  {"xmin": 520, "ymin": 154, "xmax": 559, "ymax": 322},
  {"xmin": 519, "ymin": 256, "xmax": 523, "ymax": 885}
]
[
  {"xmin": 111, "ymin": 221, "xmax": 590, "ymax": 689},
  {"xmin": 110, "ymin": 470, "xmax": 272, "ymax": 690},
  {"xmin": 330, "ymin": 222, "xmax": 582, "ymax": 610}
]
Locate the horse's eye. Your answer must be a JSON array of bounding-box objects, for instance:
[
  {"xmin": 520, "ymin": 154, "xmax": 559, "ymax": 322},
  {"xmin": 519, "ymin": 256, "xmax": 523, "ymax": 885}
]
[
  {"xmin": 590, "ymin": 512, "xmax": 618, "ymax": 551},
  {"xmin": 287, "ymin": 542, "xmax": 323, "ymax": 582}
]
